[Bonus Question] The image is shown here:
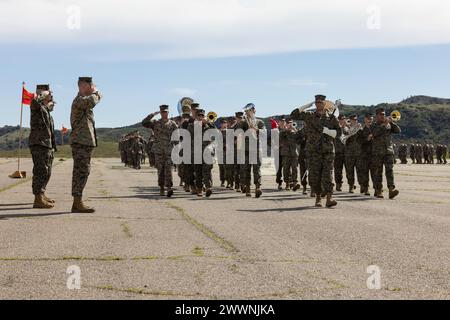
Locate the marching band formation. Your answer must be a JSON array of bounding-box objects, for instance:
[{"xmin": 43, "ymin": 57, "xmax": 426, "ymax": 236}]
[{"xmin": 26, "ymin": 77, "xmax": 448, "ymax": 212}]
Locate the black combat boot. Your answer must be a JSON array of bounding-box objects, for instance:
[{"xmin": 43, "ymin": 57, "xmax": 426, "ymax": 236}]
[{"xmin": 388, "ymin": 186, "xmax": 399, "ymax": 199}]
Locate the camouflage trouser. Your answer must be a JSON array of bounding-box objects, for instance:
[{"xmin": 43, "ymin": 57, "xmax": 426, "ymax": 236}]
[
  {"xmin": 219, "ymin": 164, "xmax": 226, "ymax": 183},
  {"xmin": 345, "ymin": 154, "xmax": 362, "ymax": 187},
  {"xmin": 298, "ymin": 155, "xmax": 308, "ymax": 187},
  {"xmin": 194, "ymin": 164, "xmax": 212, "ymax": 189},
  {"xmin": 30, "ymin": 145, "xmax": 54, "ymax": 195},
  {"xmin": 308, "ymin": 152, "xmax": 334, "ymax": 194},
  {"xmin": 415, "ymin": 154, "xmax": 422, "ymax": 164},
  {"xmin": 334, "ymin": 153, "xmax": 344, "ymax": 186},
  {"xmin": 276, "ymin": 154, "xmax": 284, "ymax": 184},
  {"xmin": 234, "ymin": 164, "xmax": 241, "ymax": 187},
  {"xmin": 178, "ymin": 163, "xmax": 185, "ymax": 183},
  {"xmin": 225, "ymin": 164, "xmax": 234, "ymax": 185},
  {"xmin": 399, "ymin": 154, "xmax": 407, "ymax": 164},
  {"xmin": 359, "ymin": 155, "xmax": 375, "ymax": 189},
  {"xmin": 282, "ymin": 156, "xmax": 298, "ymax": 185},
  {"xmin": 371, "ymin": 154, "xmax": 395, "ymax": 190},
  {"xmin": 155, "ymin": 152, "xmax": 173, "ymax": 188},
  {"xmin": 240, "ymin": 157, "xmax": 261, "ymax": 187},
  {"xmin": 149, "ymin": 151, "xmax": 156, "ymax": 167},
  {"xmin": 71, "ymin": 144, "xmax": 94, "ymax": 197}
]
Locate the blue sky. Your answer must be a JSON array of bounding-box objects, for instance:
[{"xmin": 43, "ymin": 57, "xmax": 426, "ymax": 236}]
[{"xmin": 1, "ymin": 0, "xmax": 449, "ymax": 128}]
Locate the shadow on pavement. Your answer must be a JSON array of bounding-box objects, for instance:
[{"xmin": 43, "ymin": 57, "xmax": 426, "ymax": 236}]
[{"xmin": 0, "ymin": 211, "xmax": 72, "ymax": 220}]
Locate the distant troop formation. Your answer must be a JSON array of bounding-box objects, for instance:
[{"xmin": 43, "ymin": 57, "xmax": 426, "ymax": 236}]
[
  {"xmin": 397, "ymin": 143, "xmax": 448, "ymax": 164},
  {"xmin": 27, "ymin": 79, "xmax": 448, "ymax": 212},
  {"xmin": 118, "ymin": 131, "xmax": 147, "ymax": 169}
]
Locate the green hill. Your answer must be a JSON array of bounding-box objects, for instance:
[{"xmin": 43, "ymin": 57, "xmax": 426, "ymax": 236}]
[{"xmin": 1, "ymin": 95, "xmax": 449, "ymax": 158}]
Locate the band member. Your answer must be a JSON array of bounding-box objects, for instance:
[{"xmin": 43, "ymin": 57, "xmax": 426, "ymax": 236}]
[
  {"xmin": 142, "ymin": 105, "xmax": 178, "ymax": 197},
  {"xmin": 177, "ymin": 110, "xmax": 191, "ymax": 189},
  {"xmin": 187, "ymin": 109, "xmax": 215, "ymax": 197},
  {"xmin": 276, "ymin": 118, "xmax": 287, "ymax": 190},
  {"xmin": 297, "ymin": 127, "xmax": 308, "ymax": 195},
  {"xmin": 280, "ymin": 119, "xmax": 300, "ymax": 191},
  {"xmin": 237, "ymin": 103, "xmax": 265, "ymax": 198},
  {"xmin": 369, "ymin": 108, "xmax": 400, "ymax": 199},
  {"xmin": 69, "ymin": 77, "xmax": 102, "ymax": 213},
  {"xmin": 185, "ymin": 103, "xmax": 199, "ymax": 194},
  {"xmin": 334, "ymin": 114, "xmax": 346, "ymax": 191},
  {"xmin": 218, "ymin": 119, "xmax": 228, "ymax": 187},
  {"xmin": 29, "ymin": 85, "xmax": 57, "ymax": 209},
  {"xmin": 343, "ymin": 114, "xmax": 362, "ymax": 193},
  {"xmin": 230, "ymin": 111, "xmax": 244, "ymax": 192},
  {"xmin": 359, "ymin": 113, "xmax": 375, "ymax": 195},
  {"xmin": 409, "ymin": 143, "xmax": 416, "ymax": 164},
  {"xmin": 290, "ymin": 94, "xmax": 339, "ymax": 207}
]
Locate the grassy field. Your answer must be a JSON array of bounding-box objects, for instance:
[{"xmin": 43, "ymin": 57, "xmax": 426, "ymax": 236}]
[{"xmin": 0, "ymin": 141, "xmax": 120, "ymax": 158}]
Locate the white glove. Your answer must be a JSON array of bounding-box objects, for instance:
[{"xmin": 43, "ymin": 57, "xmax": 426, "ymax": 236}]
[{"xmin": 323, "ymin": 127, "xmax": 337, "ymax": 139}]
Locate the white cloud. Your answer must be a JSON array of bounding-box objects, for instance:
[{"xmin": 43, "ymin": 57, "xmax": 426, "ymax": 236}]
[{"xmin": 1, "ymin": 0, "xmax": 450, "ymax": 59}]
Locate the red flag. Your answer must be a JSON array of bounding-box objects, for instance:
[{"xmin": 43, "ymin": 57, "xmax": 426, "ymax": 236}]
[
  {"xmin": 270, "ymin": 118, "xmax": 279, "ymax": 129},
  {"xmin": 22, "ymin": 86, "xmax": 35, "ymax": 105},
  {"xmin": 62, "ymin": 126, "xmax": 68, "ymax": 134}
]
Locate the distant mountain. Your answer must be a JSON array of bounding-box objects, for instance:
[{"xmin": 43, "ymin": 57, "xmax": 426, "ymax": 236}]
[
  {"xmin": 1, "ymin": 95, "xmax": 449, "ymax": 154},
  {"xmin": 400, "ymin": 95, "xmax": 450, "ymax": 105}
]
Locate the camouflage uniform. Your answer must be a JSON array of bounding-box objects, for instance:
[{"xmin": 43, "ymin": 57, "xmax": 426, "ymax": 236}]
[
  {"xmin": 398, "ymin": 144, "xmax": 408, "ymax": 164},
  {"xmin": 218, "ymin": 129, "xmax": 228, "ymax": 185},
  {"xmin": 415, "ymin": 144, "xmax": 423, "ymax": 164},
  {"xmin": 142, "ymin": 114, "xmax": 178, "ymax": 188},
  {"xmin": 297, "ymin": 129, "xmax": 308, "ymax": 189},
  {"xmin": 290, "ymin": 109, "xmax": 339, "ymax": 195},
  {"xmin": 187, "ymin": 121, "xmax": 215, "ymax": 191},
  {"xmin": 370, "ymin": 122, "xmax": 401, "ymax": 192},
  {"xmin": 333, "ymin": 126, "xmax": 345, "ymax": 189},
  {"xmin": 343, "ymin": 126, "xmax": 362, "ymax": 189},
  {"xmin": 29, "ymin": 99, "xmax": 56, "ymax": 195},
  {"xmin": 280, "ymin": 128, "xmax": 300, "ymax": 187},
  {"xmin": 359, "ymin": 126, "xmax": 375, "ymax": 193},
  {"xmin": 69, "ymin": 91, "xmax": 102, "ymax": 197},
  {"xmin": 276, "ymin": 133, "xmax": 286, "ymax": 186},
  {"xmin": 238, "ymin": 118, "xmax": 265, "ymax": 190},
  {"xmin": 409, "ymin": 144, "xmax": 415, "ymax": 164},
  {"xmin": 443, "ymin": 145, "xmax": 448, "ymax": 164}
]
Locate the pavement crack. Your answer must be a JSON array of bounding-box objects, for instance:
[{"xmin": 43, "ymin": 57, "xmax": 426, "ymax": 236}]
[{"xmin": 166, "ymin": 202, "xmax": 239, "ymax": 254}]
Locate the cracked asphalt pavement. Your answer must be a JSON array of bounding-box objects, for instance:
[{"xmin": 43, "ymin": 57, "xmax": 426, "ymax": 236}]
[{"xmin": 0, "ymin": 158, "xmax": 449, "ymax": 299}]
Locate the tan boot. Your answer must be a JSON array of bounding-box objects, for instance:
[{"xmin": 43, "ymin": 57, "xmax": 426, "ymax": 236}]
[
  {"xmin": 285, "ymin": 183, "xmax": 290, "ymax": 190},
  {"xmin": 315, "ymin": 193, "xmax": 322, "ymax": 207},
  {"xmin": 159, "ymin": 187, "xmax": 165, "ymax": 196},
  {"xmin": 302, "ymin": 185, "xmax": 307, "ymax": 195},
  {"xmin": 388, "ymin": 186, "xmax": 399, "ymax": 199},
  {"xmin": 71, "ymin": 196, "xmax": 95, "ymax": 213},
  {"xmin": 43, "ymin": 193, "xmax": 55, "ymax": 204},
  {"xmin": 349, "ymin": 185, "xmax": 354, "ymax": 193},
  {"xmin": 326, "ymin": 193, "xmax": 337, "ymax": 208},
  {"xmin": 33, "ymin": 193, "xmax": 54, "ymax": 209},
  {"xmin": 255, "ymin": 187, "xmax": 262, "ymax": 198}
]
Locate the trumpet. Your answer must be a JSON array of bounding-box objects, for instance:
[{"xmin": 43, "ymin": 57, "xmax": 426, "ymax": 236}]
[
  {"xmin": 390, "ymin": 110, "xmax": 401, "ymax": 122},
  {"xmin": 207, "ymin": 111, "xmax": 218, "ymax": 123}
]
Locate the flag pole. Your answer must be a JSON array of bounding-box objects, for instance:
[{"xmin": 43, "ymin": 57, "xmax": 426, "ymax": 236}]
[
  {"xmin": 17, "ymin": 82, "xmax": 25, "ymax": 172},
  {"xmin": 10, "ymin": 82, "xmax": 26, "ymax": 179}
]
